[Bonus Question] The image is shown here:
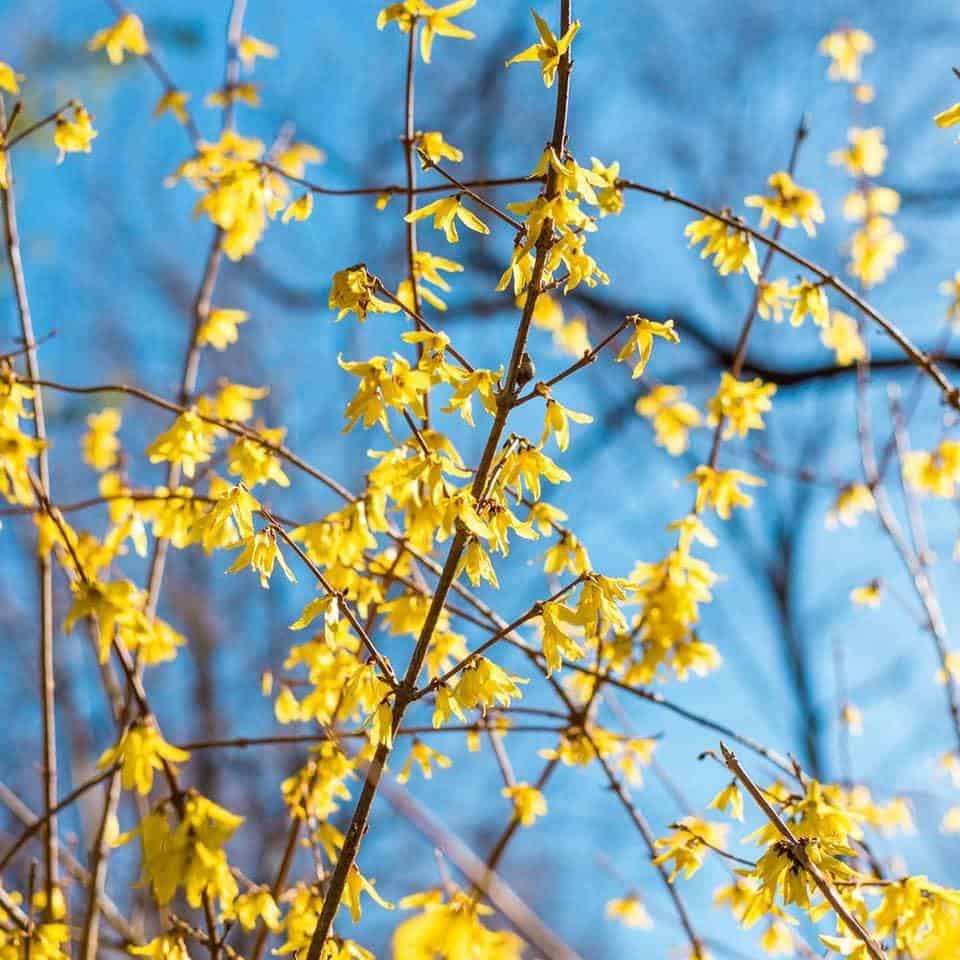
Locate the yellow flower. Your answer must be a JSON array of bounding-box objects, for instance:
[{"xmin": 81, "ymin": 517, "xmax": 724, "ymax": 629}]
[
  {"xmin": 635, "ymin": 385, "xmax": 702, "ymax": 456},
  {"xmin": 826, "ymin": 484, "xmax": 875, "ymax": 528},
  {"xmin": 847, "ymin": 216, "xmax": 905, "ymax": 288},
  {"xmin": 934, "ymin": 102, "xmax": 960, "ymax": 128},
  {"xmin": 842, "ymin": 185, "xmax": 900, "ymax": 222},
  {"xmin": 205, "ymin": 82, "xmax": 261, "ymax": 109},
  {"xmin": 223, "ymin": 887, "xmax": 282, "ymax": 930},
  {"xmin": 0, "ymin": 60, "xmax": 24, "ymax": 94},
  {"xmin": 708, "ymin": 780, "xmax": 744, "ymax": 821},
  {"xmin": 342, "ymin": 864, "xmax": 394, "ymax": 923},
  {"xmin": 281, "ymin": 192, "xmax": 314, "ymax": 223},
  {"xmin": 684, "ymin": 215, "xmax": 760, "ymax": 282},
  {"xmin": 197, "ymin": 307, "xmax": 249, "ymax": 351},
  {"xmin": 227, "ymin": 528, "xmax": 297, "ymax": 588},
  {"xmin": 502, "ymin": 783, "xmax": 547, "ymax": 826},
  {"xmin": 404, "ymin": 195, "xmax": 489, "ymax": 243},
  {"xmin": 756, "ymin": 278, "xmax": 795, "ymax": 323},
  {"xmin": 745, "ymin": 171, "xmax": 825, "ymax": 236},
  {"xmin": 418, "ymin": 130, "xmax": 463, "ymax": 165},
  {"xmin": 590, "ymin": 157, "xmax": 624, "ymax": 215},
  {"xmin": 615, "ymin": 316, "xmax": 679, "ymax": 378},
  {"xmin": 88, "ymin": 13, "xmax": 150, "ymax": 64},
  {"xmin": 506, "ymin": 9, "xmax": 581, "ymax": 88},
  {"xmin": 688, "ymin": 466, "xmax": 764, "ymax": 519},
  {"xmin": 377, "ymin": 1, "xmax": 477, "ymax": 64},
  {"xmin": 153, "ymin": 89, "xmax": 192, "ymax": 125},
  {"xmin": 841, "ymin": 703, "xmax": 863, "ymax": 735},
  {"xmin": 820, "ymin": 310, "xmax": 866, "ymax": 366},
  {"xmin": 818, "ymin": 28, "xmax": 874, "ymax": 82},
  {"xmin": 537, "ymin": 385, "xmax": 593, "ymax": 452},
  {"xmin": 238, "ymin": 34, "xmax": 278, "ymax": 71},
  {"xmin": 788, "ymin": 280, "xmax": 829, "ymax": 327},
  {"xmin": 329, "ymin": 265, "xmax": 401, "ymax": 322},
  {"xmin": 275, "ymin": 141, "xmax": 325, "ymax": 177},
  {"xmin": 902, "ymin": 440, "xmax": 960, "ymax": 498},
  {"xmin": 850, "ymin": 579, "xmax": 882, "ymax": 607},
  {"xmin": 707, "ymin": 372, "xmax": 776, "ymax": 438},
  {"xmin": 606, "ymin": 894, "xmax": 653, "ymax": 929},
  {"xmin": 129, "ymin": 935, "xmax": 191, "ymax": 960},
  {"xmin": 653, "ymin": 817, "xmax": 729, "ymax": 881},
  {"xmin": 940, "ymin": 271, "xmax": 960, "ymax": 326},
  {"xmin": 97, "ymin": 719, "xmax": 190, "ymax": 795},
  {"xmin": 829, "ymin": 127, "xmax": 887, "ymax": 178},
  {"xmin": 54, "ymin": 105, "xmax": 98, "ymax": 163},
  {"xmin": 145, "ymin": 409, "xmax": 217, "ymax": 478},
  {"xmin": 397, "ymin": 741, "xmax": 453, "ymax": 783},
  {"xmin": 81, "ymin": 408, "xmax": 122, "ymax": 471}
]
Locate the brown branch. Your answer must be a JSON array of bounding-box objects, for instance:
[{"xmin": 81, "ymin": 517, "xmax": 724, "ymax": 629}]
[
  {"xmin": 1, "ymin": 96, "xmax": 59, "ymax": 913},
  {"xmin": 720, "ymin": 744, "xmax": 888, "ymax": 960}
]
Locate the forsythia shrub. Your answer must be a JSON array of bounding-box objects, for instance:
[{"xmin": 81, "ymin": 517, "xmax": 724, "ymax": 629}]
[{"xmin": 2, "ymin": 5, "xmax": 960, "ymax": 960}]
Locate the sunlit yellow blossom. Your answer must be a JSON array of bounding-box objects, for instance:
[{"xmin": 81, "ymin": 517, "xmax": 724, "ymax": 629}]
[
  {"xmin": 146, "ymin": 409, "xmax": 217, "ymax": 478},
  {"xmin": 0, "ymin": 60, "xmax": 24, "ymax": 94},
  {"xmin": 841, "ymin": 703, "xmax": 863, "ymax": 735},
  {"xmin": 818, "ymin": 28, "xmax": 874, "ymax": 82},
  {"xmin": 377, "ymin": 1, "xmax": 477, "ymax": 64},
  {"xmin": 826, "ymin": 484, "xmax": 875, "ymax": 528},
  {"xmin": 902, "ymin": 439, "xmax": 960, "ymax": 498},
  {"xmin": 848, "ymin": 216, "xmax": 905, "ymax": 287},
  {"xmin": 329, "ymin": 265, "xmax": 401, "ymax": 322},
  {"xmin": 940, "ymin": 271, "xmax": 960, "ymax": 326},
  {"xmin": 842, "ymin": 185, "xmax": 900, "ymax": 222},
  {"xmin": 397, "ymin": 741, "xmax": 453, "ymax": 783},
  {"xmin": 653, "ymin": 817, "xmax": 729, "ymax": 881},
  {"xmin": 225, "ymin": 890, "xmax": 282, "ymax": 934},
  {"xmin": 82, "ymin": 408, "xmax": 122, "ymax": 471},
  {"xmin": 88, "ymin": 13, "xmax": 149, "ymax": 64},
  {"xmin": 506, "ymin": 9, "xmax": 580, "ymax": 88},
  {"xmin": 684, "ymin": 215, "xmax": 760, "ymax": 282},
  {"xmin": 707, "ymin": 373, "xmax": 776, "ymax": 438},
  {"xmin": 606, "ymin": 894, "xmax": 653, "ymax": 929},
  {"xmin": 935, "ymin": 102, "xmax": 960, "ymax": 129},
  {"xmin": 54, "ymin": 104, "xmax": 98, "ymax": 163},
  {"xmin": 851, "ymin": 579, "xmax": 882, "ymax": 607},
  {"xmin": 418, "ymin": 130, "xmax": 463, "ymax": 165},
  {"xmin": 502, "ymin": 783, "xmax": 547, "ymax": 826},
  {"xmin": 590, "ymin": 157, "xmax": 624, "ymax": 215},
  {"xmin": 198, "ymin": 307, "xmax": 248, "ymax": 350},
  {"xmin": 688, "ymin": 466, "xmax": 764, "ymax": 519},
  {"xmin": 153, "ymin": 89, "xmax": 192, "ymax": 125},
  {"xmin": 393, "ymin": 887, "xmax": 523, "ymax": 959},
  {"xmin": 281, "ymin": 192, "xmax": 314, "ymax": 223},
  {"xmin": 97, "ymin": 719, "xmax": 190, "ymax": 795},
  {"xmin": 129, "ymin": 935, "xmax": 191, "ymax": 960},
  {"xmin": 709, "ymin": 780, "xmax": 744, "ymax": 821},
  {"xmin": 635, "ymin": 385, "xmax": 702, "ymax": 455},
  {"xmin": 405, "ymin": 195, "xmax": 489, "ymax": 243},
  {"xmin": 820, "ymin": 310, "xmax": 866, "ymax": 366},
  {"xmin": 227, "ymin": 528, "xmax": 297, "ymax": 588},
  {"xmin": 756, "ymin": 278, "xmax": 795, "ymax": 323},
  {"xmin": 788, "ymin": 280, "xmax": 829, "ymax": 327},
  {"xmin": 537, "ymin": 385, "xmax": 593, "ymax": 452},
  {"xmin": 205, "ymin": 82, "xmax": 261, "ymax": 109},
  {"xmin": 829, "ymin": 127, "xmax": 887, "ymax": 178},
  {"xmin": 238, "ymin": 34, "xmax": 278, "ymax": 71},
  {"xmin": 616, "ymin": 315, "xmax": 679, "ymax": 378},
  {"xmin": 745, "ymin": 171, "xmax": 825, "ymax": 236}
]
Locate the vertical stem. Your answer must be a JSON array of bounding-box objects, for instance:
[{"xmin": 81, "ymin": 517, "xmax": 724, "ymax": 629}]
[
  {"xmin": 402, "ymin": 25, "xmax": 428, "ymax": 424},
  {"xmin": 0, "ymin": 96, "xmax": 59, "ymax": 912},
  {"xmin": 302, "ymin": 5, "xmax": 574, "ymax": 957}
]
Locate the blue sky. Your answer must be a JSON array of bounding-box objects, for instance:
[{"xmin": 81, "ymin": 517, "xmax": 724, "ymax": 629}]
[{"xmin": 3, "ymin": 1, "xmax": 960, "ymax": 957}]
